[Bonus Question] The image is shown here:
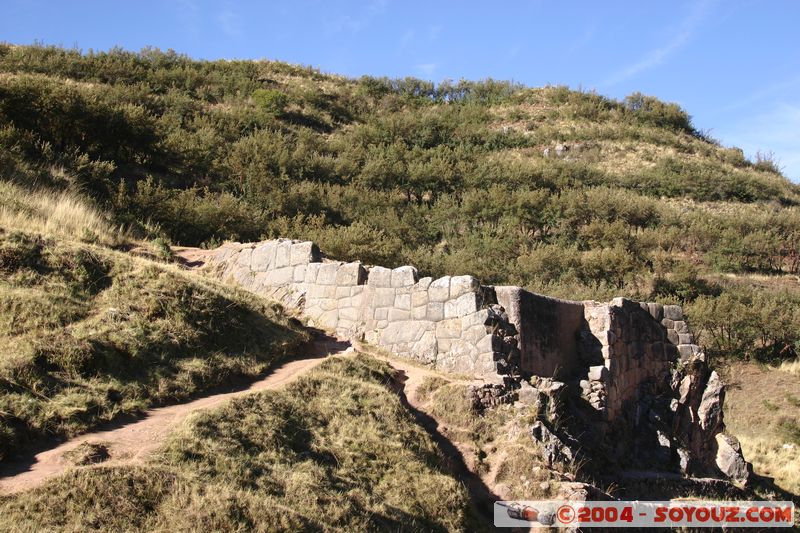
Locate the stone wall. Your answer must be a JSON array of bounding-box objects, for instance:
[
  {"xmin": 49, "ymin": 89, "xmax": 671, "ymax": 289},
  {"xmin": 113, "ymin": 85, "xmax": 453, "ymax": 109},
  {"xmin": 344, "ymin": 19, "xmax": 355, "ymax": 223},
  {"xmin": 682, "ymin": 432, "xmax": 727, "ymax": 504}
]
[
  {"xmin": 210, "ymin": 239, "xmax": 501, "ymax": 376},
  {"xmin": 208, "ymin": 237, "xmax": 747, "ymax": 481},
  {"xmin": 208, "ymin": 238, "xmax": 701, "ymax": 411}
]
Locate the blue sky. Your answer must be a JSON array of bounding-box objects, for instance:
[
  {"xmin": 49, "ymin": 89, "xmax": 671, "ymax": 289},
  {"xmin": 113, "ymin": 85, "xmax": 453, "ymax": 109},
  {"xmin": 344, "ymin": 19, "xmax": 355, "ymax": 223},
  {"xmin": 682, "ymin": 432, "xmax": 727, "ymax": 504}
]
[{"xmin": 3, "ymin": 0, "xmax": 800, "ymax": 180}]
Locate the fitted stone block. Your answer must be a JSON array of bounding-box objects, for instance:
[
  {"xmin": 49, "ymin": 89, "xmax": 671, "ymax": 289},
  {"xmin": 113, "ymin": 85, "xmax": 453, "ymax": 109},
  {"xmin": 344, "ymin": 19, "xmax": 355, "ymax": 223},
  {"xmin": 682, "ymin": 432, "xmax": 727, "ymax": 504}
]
[
  {"xmin": 663, "ymin": 305, "xmax": 683, "ymax": 321},
  {"xmin": 275, "ymin": 241, "xmax": 291, "ymax": 268},
  {"xmin": 251, "ymin": 243, "xmax": 275, "ymax": 271},
  {"xmin": 429, "ymin": 276, "xmax": 451, "ymax": 302},
  {"xmin": 647, "ymin": 303, "xmax": 663, "ymax": 321},
  {"xmin": 388, "ymin": 308, "xmax": 411, "ymax": 321},
  {"xmin": 266, "ymin": 266, "xmax": 294, "ymax": 285},
  {"xmin": 293, "ymin": 264, "xmax": 307, "ymax": 282},
  {"xmin": 305, "ymin": 263, "xmax": 321, "ymax": 284},
  {"xmin": 316, "ymin": 263, "xmax": 339, "ymax": 285},
  {"xmin": 339, "ymin": 306, "xmax": 360, "ymax": 322},
  {"xmin": 367, "ymin": 266, "xmax": 392, "ymax": 287},
  {"xmin": 444, "ymin": 292, "xmax": 481, "ymax": 318},
  {"xmin": 411, "ymin": 290, "xmax": 429, "ymax": 307},
  {"xmin": 336, "ymin": 262, "xmax": 367, "ymax": 286},
  {"xmin": 673, "ymin": 321, "xmax": 689, "ymax": 334},
  {"xmin": 391, "ymin": 266, "xmax": 418, "ymax": 287},
  {"xmin": 415, "ymin": 277, "xmax": 433, "ymax": 291},
  {"xmin": 426, "ymin": 302, "xmax": 445, "ymax": 321},
  {"xmin": 678, "ymin": 333, "xmax": 694, "ymax": 345},
  {"xmin": 373, "ymin": 288, "xmax": 396, "ymax": 308},
  {"xmin": 395, "ymin": 292, "xmax": 411, "ymax": 310},
  {"xmin": 436, "ymin": 318, "xmax": 462, "ymax": 339},
  {"xmin": 450, "ymin": 275, "xmax": 480, "ymax": 298},
  {"xmin": 412, "ymin": 305, "xmax": 427, "ymax": 320},
  {"xmin": 290, "ymin": 241, "xmax": 319, "ymax": 265}
]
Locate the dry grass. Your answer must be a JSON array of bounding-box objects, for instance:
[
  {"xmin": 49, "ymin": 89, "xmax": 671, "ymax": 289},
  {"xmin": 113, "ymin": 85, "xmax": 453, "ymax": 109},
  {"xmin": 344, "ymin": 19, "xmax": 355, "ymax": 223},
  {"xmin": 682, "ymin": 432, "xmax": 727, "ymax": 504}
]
[
  {"xmin": 778, "ymin": 359, "xmax": 800, "ymax": 376},
  {"xmin": 0, "ymin": 181, "xmax": 124, "ymax": 246},
  {"xmin": 722, "ymin": 361, "xmax": 800, "ymax": 496},
  {"xmin": 0, "ymin": 229, "xmax": 308, "ymax": 461},
  {"xmin": 0, "ymin": 355, "xmax": 480, "ymax": 532}
]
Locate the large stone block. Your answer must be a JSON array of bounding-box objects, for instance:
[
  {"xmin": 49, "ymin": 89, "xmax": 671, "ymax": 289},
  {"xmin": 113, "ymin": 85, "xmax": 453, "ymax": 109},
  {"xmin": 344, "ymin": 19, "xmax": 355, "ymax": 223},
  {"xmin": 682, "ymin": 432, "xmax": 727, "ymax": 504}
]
[
  {"xmin": 290, "ymin": 241, "xmax": 320, "ymax": 265},
  {"xmin": 715, "ymin": 433, "xmax": 750, "ymax": 483},
  {"xmin": 391, "ymin": 266, "xmax": 418, "ymax": 287},
  {"xmin": 336, "ymin": 262, "xmax": 367, "ymax": 286},
  {"xmin": 435, "ymin": 318, "xmax": 462, "ymax": 339},
  {"xmin": 235, "ymin": 247, "xmax": 253, "ymax": 268},
  {"xmin": 461, "ymin": 309, "xmax": 490, "ymax": 330},
  {"xmin": 588, "ymin": 365, "xmax": 609, "ymax": 382},
  {"xmin": 335, "ymin": 286, "xmax": 350, "ymax": 299},
  {"xmin": 426, "ymin": 302, "xmax": 445, "ymax": 321},
  {"xmin": 388, "ymin": 308, "xmax": 411, "ymax": 322},
  {"xmin": 275, "ymin": 241, "xmax": 292, "ymax": 268},
  {"xmin": 266, "ymin": 266, "xmax": 294, "ymax": 285},
  {"xmin": 339, "ymin": 306, "xmax": 360, "ymax": 322},
  {"xmin": 251, "ymin": 243, "xmax": 275, "ymax": 271},
  {"xmin": 317, "ymin": 309, "xmax": 339, "ymax": 330},
  {"xmin": 412, "ymin": 305, "xmax": 427, "ymax": 320},
  {"xmin": 449, "ymin": 275, "xmax": 480, "ymax": 298},
  {"xmin": 412, "ymin": 331, "xmax": 437, "ymax": 364},
  {"xmin": 647, "ymin": 302, "xmax": 663, "ymax": 321},
  {"xmin": 663, "ymin": 305, "xmax": 683, "ymax": 321},
  {"xmin": 373, "ymin": 287, "xmax": 396, "ymax": 308},
  {"xmin": 444, "ymin": 292, "xmax": 481, "ymax": 318},
  {"xmin": 367, "ymin": 266, "xmax": 392, "ymax": 287},
  {"xmin": 316, "ymin": 263, "xmax": 340, "ymax": 285},
  {"xmin": 673, "ymin": 321, "xmax": 689, "ymax": 334},
  {"xmin": 305, "ymin": 263, "xmax": 321, "ymax": 284},
  {"xmin": 411, "ymin": 289, "xmax": 429, "ymax": 308},
  {"xmin": 395, "ymin": 292, "xmax": 411, "ymax": 310},
  {"xmin": 429, "ymin": 276, "xmax": 451, "ymax": 302},
  {"xmin": 667, "ymin": 329, "xmax": 680, "ymax": 345},
  {"xmin": 415, "ymin": 277, "xmax": 433, "ymax": 291},
  {"xmin": 293, "ymin": 264, "xmax": 307, "ymax": 282}
]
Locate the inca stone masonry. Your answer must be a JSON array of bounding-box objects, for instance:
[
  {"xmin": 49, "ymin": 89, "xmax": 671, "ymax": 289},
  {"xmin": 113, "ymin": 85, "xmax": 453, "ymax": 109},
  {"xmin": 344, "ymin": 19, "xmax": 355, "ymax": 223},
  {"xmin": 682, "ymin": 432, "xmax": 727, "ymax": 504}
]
[{"xmin": 208, "ymin": 238, "xmax": 750, "ymax": 483}]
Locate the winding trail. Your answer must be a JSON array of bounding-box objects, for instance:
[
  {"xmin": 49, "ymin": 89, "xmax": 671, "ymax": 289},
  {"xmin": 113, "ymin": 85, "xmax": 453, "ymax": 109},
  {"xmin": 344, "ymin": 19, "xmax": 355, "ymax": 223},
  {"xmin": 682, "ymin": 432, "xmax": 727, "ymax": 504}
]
[{"xmin": 0, "ymin": 339, "xmax": 349, "ymax": 495}]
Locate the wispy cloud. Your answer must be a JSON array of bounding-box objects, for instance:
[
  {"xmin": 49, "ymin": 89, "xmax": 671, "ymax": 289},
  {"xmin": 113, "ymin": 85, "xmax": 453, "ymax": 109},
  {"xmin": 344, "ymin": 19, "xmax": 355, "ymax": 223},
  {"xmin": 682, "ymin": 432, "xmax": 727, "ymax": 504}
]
[
  {"xmin": 324, "ymin": 0, "xmax": 389, "ymax": 35},
  {"xmin": 719, "ymin": 75, "xmax": 800, "ymax": 113},
  {"xmin": 398, "ymin": 29, "xmax": 415, "ymax": 49},
  {"xmin": 218, "ymin": 6, "xmax": 242, "ymax": 37},
  {"xmin": 603, "ymin": 0, "xmax": 716, "ymax": 86}
]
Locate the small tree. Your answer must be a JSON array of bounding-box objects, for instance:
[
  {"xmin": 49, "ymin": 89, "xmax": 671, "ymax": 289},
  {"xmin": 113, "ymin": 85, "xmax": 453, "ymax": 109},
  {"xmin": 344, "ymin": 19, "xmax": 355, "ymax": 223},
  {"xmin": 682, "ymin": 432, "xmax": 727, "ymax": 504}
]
[{"xmin": 252, "ymin": 89, "xmax": 288, "ymax": 115}]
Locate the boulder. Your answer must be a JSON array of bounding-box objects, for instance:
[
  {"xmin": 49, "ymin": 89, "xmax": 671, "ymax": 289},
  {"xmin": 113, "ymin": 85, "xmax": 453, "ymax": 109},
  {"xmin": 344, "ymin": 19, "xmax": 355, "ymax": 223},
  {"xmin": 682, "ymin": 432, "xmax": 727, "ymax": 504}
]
[{"xmin": 715, "ymin": 433, "xmax": 751, "ymax": 484}]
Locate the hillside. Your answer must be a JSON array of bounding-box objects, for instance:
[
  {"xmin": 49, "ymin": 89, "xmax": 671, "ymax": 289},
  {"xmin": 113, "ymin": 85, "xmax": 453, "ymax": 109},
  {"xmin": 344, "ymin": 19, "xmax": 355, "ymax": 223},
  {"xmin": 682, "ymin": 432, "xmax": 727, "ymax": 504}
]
[
  {"xmin": 0, "ymin": 181, "xmax": 308, "ymax": 461},
  {"xmin": 0, "ymin": 43, "xmax": 799, "ymax": 527},
  {"xmin": 1, "ymin": 44, "xmax": 799, "ymax": 368}
]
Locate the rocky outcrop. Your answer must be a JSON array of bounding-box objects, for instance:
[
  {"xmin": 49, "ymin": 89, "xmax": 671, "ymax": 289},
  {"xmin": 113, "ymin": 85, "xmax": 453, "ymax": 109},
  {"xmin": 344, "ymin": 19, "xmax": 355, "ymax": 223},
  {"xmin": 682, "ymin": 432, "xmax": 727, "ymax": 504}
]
[{"xmin": 207, "ymin": 237, "xmax": 749, "ymax": 484}]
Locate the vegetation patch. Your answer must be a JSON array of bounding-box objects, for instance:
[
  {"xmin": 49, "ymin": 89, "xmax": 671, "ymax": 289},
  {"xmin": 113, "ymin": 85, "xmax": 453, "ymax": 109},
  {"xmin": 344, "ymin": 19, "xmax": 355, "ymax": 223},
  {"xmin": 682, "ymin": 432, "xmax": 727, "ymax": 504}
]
[
  {"xmin": 0, "ymin": 355, "xmax": 479, "ymax": 532},
  {"xmin": 0, "ymin": 228, "xmax": 307, "ymax": 461}
]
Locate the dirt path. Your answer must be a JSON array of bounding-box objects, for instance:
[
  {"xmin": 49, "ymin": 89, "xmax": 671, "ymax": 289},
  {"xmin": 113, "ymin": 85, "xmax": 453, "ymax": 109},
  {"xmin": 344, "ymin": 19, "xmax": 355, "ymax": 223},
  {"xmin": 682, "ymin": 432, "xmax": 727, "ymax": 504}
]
[{"xmin": 0, "ymin": 340, "xmax": 350, "ymax": 495}]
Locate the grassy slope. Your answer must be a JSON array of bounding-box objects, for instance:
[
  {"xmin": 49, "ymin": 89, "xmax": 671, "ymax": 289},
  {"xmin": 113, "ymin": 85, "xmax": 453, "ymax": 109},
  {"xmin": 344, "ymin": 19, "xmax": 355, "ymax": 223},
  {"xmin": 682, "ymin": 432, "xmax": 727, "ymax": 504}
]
[
  {"xmin": 722, "ymin": 362, "xmax": 800, "ymax": 496},
  {"xmin": 0, "ymin": 356, "xmax": 479, "ymax": 532},
  {"xmin": 0, "ymin": 182, "xmax": 308, "ymax": 460}
]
